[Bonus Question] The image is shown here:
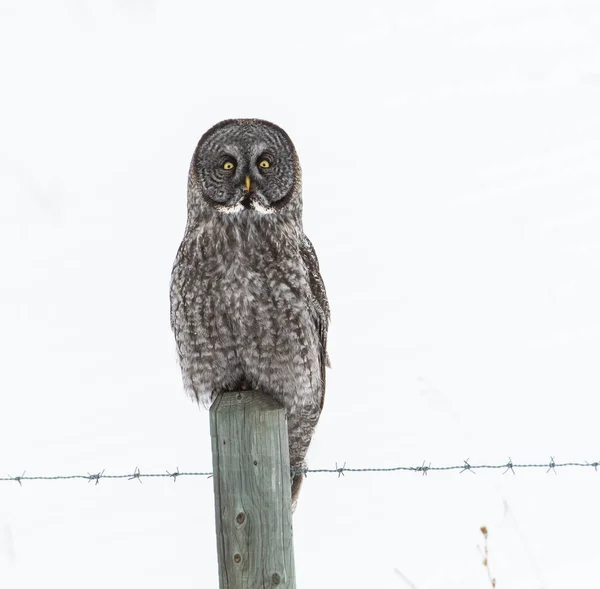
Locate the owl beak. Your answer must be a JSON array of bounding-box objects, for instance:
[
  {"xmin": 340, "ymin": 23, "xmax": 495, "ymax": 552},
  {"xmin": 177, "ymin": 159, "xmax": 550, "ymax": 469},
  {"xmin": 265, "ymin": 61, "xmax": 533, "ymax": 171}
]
[{"xmin": 245, "ymin": 176, "xmax": 251, "ymax": 192}]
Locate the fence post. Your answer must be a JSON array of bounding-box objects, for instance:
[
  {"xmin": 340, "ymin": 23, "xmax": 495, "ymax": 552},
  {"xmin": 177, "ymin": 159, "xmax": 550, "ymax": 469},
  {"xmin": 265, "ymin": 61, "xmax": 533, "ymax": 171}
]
[{"xmin": 210, "ymin": 391, "xmax": 296, "ymax": 589}]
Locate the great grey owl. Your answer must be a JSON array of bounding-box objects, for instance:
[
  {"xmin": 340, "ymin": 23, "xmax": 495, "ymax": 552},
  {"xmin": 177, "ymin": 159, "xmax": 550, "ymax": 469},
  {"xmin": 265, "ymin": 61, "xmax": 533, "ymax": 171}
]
[{"xmin": 170, "ymin": 119, "xmax": 329, "ymax": 508}]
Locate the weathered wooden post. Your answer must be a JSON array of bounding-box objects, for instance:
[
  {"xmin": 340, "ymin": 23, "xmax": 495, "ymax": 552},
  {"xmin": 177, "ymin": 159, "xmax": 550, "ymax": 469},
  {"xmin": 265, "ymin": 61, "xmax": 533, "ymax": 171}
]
[{"xmin": 210, "ymin": 391, "xmax": 296, "ymax": 589}]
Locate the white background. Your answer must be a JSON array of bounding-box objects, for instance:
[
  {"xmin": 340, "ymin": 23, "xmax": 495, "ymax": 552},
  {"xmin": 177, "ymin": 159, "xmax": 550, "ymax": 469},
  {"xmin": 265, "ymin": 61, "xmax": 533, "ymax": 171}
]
[{"xmin": 1, "ymin": 1, "xmax": 599, "ymax": 587}]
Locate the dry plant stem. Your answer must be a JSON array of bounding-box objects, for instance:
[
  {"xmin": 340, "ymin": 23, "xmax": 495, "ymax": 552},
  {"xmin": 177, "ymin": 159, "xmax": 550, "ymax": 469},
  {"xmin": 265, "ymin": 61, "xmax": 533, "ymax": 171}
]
[
  {"xmin": 480, "ymin": 526, "xmax": 496, "ymax": 588},
  {"xmin": 393, "ymin": 568, "xmax": 417, "ymax": 589}
]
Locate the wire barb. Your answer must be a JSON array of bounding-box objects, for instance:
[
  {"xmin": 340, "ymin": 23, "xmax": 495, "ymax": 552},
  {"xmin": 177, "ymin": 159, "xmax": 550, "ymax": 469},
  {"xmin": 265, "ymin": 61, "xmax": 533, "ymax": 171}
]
[
  {"xmin": 87, "ymin": 469, "xmax": 105, "ymax": 485},
  {"xmin": 8, "ymin": 471, "xmax": 26, "ymax": 486},
  {"xmin": 128, "ymin": 466, "xmax": 142, "ymax": 483},
  {"xmin": 503, "ymin": 457, "xmax": 515, "ymax": 475},
  {"xmin": 414, "ymin": 461, "xmax": 430, "ymax": 476},
  {"xmin": 166, "ymin": 467, "xmax": 180, "ymax": 482},
  {"xmin": 461, "ymin": 458, "xmax": 476, "ymax": 475}
]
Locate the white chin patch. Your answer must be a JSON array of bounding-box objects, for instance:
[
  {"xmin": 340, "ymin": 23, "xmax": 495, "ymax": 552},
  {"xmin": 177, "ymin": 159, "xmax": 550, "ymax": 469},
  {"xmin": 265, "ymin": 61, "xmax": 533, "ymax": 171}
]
[
  {"xmin": 215, "ymin": 203, "xmax": 244, "ymax": 214},
  {"xmin": 250, "ymin": 200, "xmax": 275, "ymax": 215}
]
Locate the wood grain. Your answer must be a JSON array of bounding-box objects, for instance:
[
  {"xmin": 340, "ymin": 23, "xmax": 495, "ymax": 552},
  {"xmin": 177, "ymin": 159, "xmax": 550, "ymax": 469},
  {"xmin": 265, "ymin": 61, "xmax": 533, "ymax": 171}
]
[{"xmin": 210, "ymin": 391, "xmax": 296, "ymax": 589}]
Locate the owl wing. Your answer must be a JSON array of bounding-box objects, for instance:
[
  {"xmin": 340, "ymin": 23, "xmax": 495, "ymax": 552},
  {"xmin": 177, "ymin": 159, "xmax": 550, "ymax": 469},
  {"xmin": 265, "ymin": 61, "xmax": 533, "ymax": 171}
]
[
  {"xmin": 169, "ymin": 237, "xmax": 198, "ymax": 365},
  {"xmin": 299, "ymin": 235, "xmax": 330, "ymax": 404},
  {"xmin": 169, "ymin": 241, "xmax": 187, "ymax": 362}
]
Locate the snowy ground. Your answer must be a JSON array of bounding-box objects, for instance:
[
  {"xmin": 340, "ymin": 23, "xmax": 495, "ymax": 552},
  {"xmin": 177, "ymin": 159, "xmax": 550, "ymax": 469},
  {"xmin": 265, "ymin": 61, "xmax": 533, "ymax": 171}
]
[{"xmin": 1, "ymin": 1, "xmax": 600, "ymax": 587}]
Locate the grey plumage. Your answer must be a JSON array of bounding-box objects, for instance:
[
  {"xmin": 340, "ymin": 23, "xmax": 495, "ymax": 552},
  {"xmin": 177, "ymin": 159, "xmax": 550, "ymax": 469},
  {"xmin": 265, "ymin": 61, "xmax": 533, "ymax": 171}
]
[{"xmin": 170, "ymin": 119, "xmax": 329, "ymax": 508}]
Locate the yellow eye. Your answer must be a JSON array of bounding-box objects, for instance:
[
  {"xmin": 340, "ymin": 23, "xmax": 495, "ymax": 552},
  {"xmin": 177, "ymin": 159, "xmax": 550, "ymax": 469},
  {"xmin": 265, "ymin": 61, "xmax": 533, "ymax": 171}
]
[
  {"xmin": 223, "ymin": 161, "xmax": 235, "ymax": 170},
  {"xmin": 259, "ymin": 160, "xmax": 270, "ymax": 169}
]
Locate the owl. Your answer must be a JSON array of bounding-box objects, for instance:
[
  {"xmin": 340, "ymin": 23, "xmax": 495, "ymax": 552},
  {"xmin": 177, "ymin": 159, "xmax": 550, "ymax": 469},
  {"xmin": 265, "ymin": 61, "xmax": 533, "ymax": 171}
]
[{"xmin": 170, "ymin": 119, "xmax": 330, "ymax": 508}]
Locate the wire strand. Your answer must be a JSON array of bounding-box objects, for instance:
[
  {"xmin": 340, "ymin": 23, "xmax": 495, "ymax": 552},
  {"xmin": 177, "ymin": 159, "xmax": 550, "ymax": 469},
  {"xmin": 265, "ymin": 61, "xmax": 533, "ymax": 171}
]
[{"xmin": 2, "ymin": 458, "xmax": 598, "ymax": 484}]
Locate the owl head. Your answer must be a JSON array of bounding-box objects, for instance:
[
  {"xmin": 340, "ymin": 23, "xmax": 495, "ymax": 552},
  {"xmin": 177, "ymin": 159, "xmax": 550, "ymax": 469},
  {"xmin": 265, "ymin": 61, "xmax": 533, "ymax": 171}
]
[{"xmin": 187, "ymin": 119, "xmax": 302, "ymax": 223}]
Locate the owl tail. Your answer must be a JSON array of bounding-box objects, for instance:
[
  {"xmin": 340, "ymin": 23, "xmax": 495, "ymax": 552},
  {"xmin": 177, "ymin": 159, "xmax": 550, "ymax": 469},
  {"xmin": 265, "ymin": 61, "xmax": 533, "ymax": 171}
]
[
  {"xmin": 287, "ymin": 407, "xmax": 320, "ymax": 513},
  {"xmin": 290, "ymin": 464, "xmax": 305, "ymax": 513}
]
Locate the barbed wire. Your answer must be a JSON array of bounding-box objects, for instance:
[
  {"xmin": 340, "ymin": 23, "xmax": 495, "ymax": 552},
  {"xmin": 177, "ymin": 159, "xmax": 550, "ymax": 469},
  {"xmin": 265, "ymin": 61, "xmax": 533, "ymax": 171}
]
[{"xmin": 1, "ymin": 457, "xmax": 599, "ymax": 485}]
